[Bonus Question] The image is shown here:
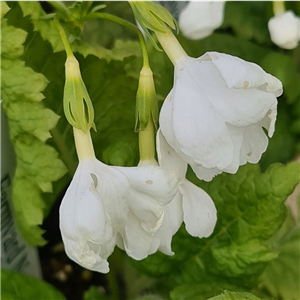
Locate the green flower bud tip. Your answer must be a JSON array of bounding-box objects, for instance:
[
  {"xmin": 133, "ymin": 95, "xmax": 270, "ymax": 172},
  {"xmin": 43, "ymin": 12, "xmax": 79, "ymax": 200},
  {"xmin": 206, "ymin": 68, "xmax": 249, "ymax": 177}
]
[
  {"xmin": 135, "ymin": 66, "xmax": 158, "ymax": 132},
  {"xmin": 129, "ymin": 1, "xmax": 178, "ymax": 51},
  {"xmin": 63, "ymin": 55, "xmax": 96, "ymax": 132}
]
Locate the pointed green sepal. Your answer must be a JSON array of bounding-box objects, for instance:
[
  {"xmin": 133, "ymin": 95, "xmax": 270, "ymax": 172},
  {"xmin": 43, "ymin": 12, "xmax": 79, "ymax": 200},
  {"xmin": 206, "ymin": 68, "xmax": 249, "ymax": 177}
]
[
  {"xmin": 63, "ymin": 55, "xmax": 96, "ymax": 132},
  {"xmin": 135, "ymin": 66, "xmax": 158, "ymax": 132}
]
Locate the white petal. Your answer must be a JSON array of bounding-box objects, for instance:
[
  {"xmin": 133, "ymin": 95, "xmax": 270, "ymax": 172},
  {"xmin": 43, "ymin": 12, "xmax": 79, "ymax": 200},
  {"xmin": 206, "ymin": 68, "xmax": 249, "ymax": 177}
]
[
  {"xmin": 187, "ymin": 55, "xmax": 279, "ymax": 128},
  {"xmin": 149, "ymin": 191, "xmax": 183, "ymax": 255},
  {"xmin": 156, "ymin": 129, "xmax": 187, "ymax": 179},
  {"xmin": 116, "ymin": 164, "xmax": 177, "ymax": 205},
  {"xmin": 59, "ymin": 158, "xmax": 129, "ymax": 273},
  {"xmin": 118, "ymin": 211, "xmax": 153, "ymax": 260},
  {"xmin": 170, "ymin": 58, "xmax": 235, "ymax": 169},
  {"xmin": 191, "ymin": 164, "xmax": 223, "ymax": 182},
  {"xmin": 92, "ymin": 160, "xmax": 130, "ymax": 230},
  {"xmin": 62, "ymin": 238, "xmax": 110, "ymax": 273},
  {"xmin": 60, "ymin": 160, "xmax": 113, "ymax": 245},
  {"xmin": 179, "ymin": 180, "xmax": 217, "ymax": 238},
  {"xmin": 239, "ymin": 124, "xmax": 269, "ymax": 165},
  {"xmin": 128, "ymin": 189, "xmax": 164, "ymax": 234},
  {"xmin": 202, "ymin": 52, "xmax": 283, "ymax": 96}
]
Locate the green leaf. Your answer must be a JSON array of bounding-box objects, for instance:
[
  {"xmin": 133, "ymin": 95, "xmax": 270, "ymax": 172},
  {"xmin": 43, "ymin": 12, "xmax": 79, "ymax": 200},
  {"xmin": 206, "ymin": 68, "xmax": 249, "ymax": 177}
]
[
  {"xmin": 84, "ymin": 286, "xmax": 110, "ymax": 300},
  {"xmin": 1, "ymin": 2, "xmax": 10, "ymax": 18},
  {"xmin": 1, "ymin": 12, "xmax": 67, "ymax": 245},
  {"xmin": 1, "ymin": 269, "xmax": 66, "ymax": 300},
  {"xmin": 17, "ymin": 1, "xmax": 142, "ymax": 62},
  {"xmin": 170, "ymin": 283, "xmax": 241, "ymax": 300},
  {"xmin": 207, "ymin": 291, "xmax": 262, "ymax": 300},
  {"xmin": 134, "ymin": 163, "xmax": 300, "ymax": 289}
]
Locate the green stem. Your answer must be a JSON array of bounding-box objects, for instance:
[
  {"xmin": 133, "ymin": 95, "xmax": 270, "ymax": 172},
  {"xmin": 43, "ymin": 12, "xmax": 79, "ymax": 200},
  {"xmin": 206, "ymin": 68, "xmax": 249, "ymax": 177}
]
[
  {"xmin": 155, "ymin": 29, "xmax": 188, "ymax": 65},
  {"xmin": 81, "ymin": 12, "xmax": 149, "ymax": 67},
  {"xmin": 53, "ymin": 18, "xmax": 74, "ymax": 57},
  {"xmin": 273, "ymin": 1, "xmax": 285, "ymax": 15},
  {"xmin": 138, "ymin": 119, "xmax": 156, "ymax": 163}
]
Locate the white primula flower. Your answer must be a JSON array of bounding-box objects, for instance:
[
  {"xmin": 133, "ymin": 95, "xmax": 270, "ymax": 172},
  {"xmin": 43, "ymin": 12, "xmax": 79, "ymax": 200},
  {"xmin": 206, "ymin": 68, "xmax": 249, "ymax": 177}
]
[
  {"xmin": 179, "ymin": 2, "xmax": 225, "ymax": 40},
  {"xmin": 60, "ymin": 130, "xmax": 130, "ymax": 273},
  {"xmin": 115, "ymin": 164, "xmax": 178, "ymax": 260},
  {"xmin": 268, "ymin": 11, "xmax": 300, "ymax": 50},
  {"xmin": 149, "ymin": 130, "xmax": 217, "ymax": 255},
  {"xmin": 159, "ymin": 52, "xmax": 283, "ymax": 181}
]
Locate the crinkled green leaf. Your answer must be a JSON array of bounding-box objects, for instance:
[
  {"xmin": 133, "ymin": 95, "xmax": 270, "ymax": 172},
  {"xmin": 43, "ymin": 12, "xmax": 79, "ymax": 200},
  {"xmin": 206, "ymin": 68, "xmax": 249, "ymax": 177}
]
[
  {"xmin": 1, "ymin": 269, "xmax": 66, "ymax": 300},
  {"xmin": 134, "ymin": 163, "xmax": 300, "ymax": 289},
  {"xmin": 207, "ymin": 291, "xmax": 262, "ymax": 300},
  {"xmin": 1, "ymin": 13, "xmax": 67, "ymax": 246},
  {"xmin": 259, "ymin": 203, "xmax": 300, "ymax": 300}
]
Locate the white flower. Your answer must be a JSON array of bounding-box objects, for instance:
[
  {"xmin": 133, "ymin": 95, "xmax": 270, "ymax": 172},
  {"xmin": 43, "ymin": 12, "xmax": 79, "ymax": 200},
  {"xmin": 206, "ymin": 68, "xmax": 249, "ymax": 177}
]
[
  {"xmin": 59, "ymin": 157, "xmax": 130, "ymax": 273},
  {"xmin": 159, "ymin": 52, "xmax": 283, "ymax": 181},
  {"xmin": 268, "ymin": 11, "xmax": 300, "ymax": 50},
  {"xmin": 179, "ymin": 2, "xmax": 225, "ymax": 40},
  {"xmin": 149, "ymin": 130, "xmax": 217, "ymax": 255},
  {"xmin": 115, "ymin": 164, "xmax": 178, "ymax": 260}
]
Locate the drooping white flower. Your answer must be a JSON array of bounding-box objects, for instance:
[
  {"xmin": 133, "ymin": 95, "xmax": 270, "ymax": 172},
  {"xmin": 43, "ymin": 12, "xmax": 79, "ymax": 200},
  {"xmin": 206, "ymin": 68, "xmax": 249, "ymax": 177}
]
[
  {"xmin": 115, "ymin": 164, "xmax": 178, "ymax": 260},
  {"xmin": 268, "ymin": 11, "xmax": 300, "ymax": 50},
  {"xmin": 159, "ymin": 52, "xmax": 283, "ymax": 181},
  {"xmin": 149, "ymin": 130, "xmax": 217, "ymax": 255},
  {"xmin": 179, "ymin": 2, "xmax": 225, "ymax": 40},
  {"xmin": 60, "ymin": 129, "xmax": 130, "ymax": 273}
]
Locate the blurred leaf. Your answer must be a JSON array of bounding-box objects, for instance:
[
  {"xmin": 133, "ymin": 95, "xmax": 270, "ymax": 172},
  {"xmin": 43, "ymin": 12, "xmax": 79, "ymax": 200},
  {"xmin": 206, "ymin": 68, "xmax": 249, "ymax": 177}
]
[
  {"xmin": 1, "ymin": 269, "xmax": 66, "ymax": 300},
  {"xmin": 222, "ymin": 2, "xmax": 272, "ymax": 44},
  {"xmin": 84, "ymin": 286, "xmax": 110, "ymax": 300}
]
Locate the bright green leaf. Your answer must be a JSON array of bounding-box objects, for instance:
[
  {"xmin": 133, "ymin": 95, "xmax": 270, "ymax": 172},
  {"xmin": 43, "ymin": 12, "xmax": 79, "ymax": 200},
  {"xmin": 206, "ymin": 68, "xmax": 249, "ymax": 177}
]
[{"xmin": 1, "ymin": 12, "xmax": 67, "ymax": 246}]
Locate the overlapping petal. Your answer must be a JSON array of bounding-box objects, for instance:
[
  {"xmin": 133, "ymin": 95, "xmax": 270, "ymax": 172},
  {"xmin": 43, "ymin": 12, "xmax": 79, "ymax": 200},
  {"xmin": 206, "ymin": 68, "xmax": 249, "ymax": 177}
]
[{"xmin": 151, "ymin": 131, "xmax": 217, "ymax": 254}]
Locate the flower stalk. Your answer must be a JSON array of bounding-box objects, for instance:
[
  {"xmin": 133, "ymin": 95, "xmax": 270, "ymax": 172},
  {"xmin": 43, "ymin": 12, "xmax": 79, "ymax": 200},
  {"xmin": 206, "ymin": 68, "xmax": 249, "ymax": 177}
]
[
  {"xmin": 273, "ymin": 1, "xmax": 285, "ymax": 16},
  {"xmin": 138, "ymin": 119, "xmax": 156, "ymax": 165},
  {"xmin": 73, "ymin": 128, "xmax": 95, "ymax": 161},
  {"xmin": 155, "ymin": 30, "xmax": 188, "ymax": 64}
]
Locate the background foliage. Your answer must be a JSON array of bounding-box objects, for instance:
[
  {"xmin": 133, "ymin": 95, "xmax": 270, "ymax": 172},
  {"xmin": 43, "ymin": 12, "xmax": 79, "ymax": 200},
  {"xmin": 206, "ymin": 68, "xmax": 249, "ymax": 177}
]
[{"xmin": 1, "ymin": 1, "xmax": 299, "ymax": 300}]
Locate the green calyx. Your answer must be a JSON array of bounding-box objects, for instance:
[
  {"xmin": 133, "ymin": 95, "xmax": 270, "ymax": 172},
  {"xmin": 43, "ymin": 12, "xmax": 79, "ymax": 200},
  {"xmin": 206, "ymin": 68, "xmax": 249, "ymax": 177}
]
[
  {"xmin": 63, "ymin": 55, "xmax": 96, "ymax": 132},
  {"xmin": 135, "ymin": 66, "xmax": 158, "ymax": 132},
  {"xmin": 129, "ymin": 1, "xmax": 178, "ymax": 50}
]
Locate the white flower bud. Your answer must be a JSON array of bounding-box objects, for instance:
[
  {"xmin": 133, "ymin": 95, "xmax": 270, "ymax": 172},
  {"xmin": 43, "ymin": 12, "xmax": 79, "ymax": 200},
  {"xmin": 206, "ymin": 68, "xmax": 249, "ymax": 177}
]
[
  {"xmin": 268, "ymin": 11, "xmax": 300, "ymax": 50},
  {"xmin": 179, "ymin": 2, "xmax": 225, "ymax": 40}
]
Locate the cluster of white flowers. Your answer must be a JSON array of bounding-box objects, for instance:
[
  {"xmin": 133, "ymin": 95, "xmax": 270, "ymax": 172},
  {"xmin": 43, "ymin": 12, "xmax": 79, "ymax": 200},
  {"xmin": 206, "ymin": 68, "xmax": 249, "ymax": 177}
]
[{"xmin": 59, "ymin": 2, "xmax": 283, "ymax": 274}]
